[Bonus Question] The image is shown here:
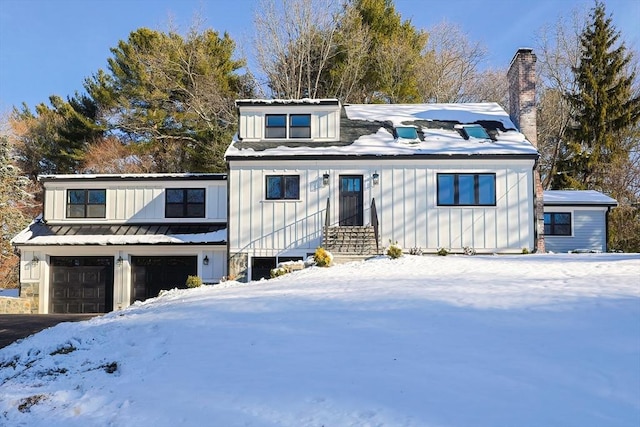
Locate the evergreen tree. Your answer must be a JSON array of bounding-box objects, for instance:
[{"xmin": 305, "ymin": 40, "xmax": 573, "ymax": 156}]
[
  {"xmin": 336, "ymin": 0, "xmax": 426, "ymax": 103},
  {"xmin": 553, "ymin": 1, "xmax": 640, "ymax": 190},
  {"xmin": 10, "ymin": 95, "xmax": 104, "ymax": 180},
  {"xmin": 86, "ymin": 26, "xmax": 251, "ymax": 173}
]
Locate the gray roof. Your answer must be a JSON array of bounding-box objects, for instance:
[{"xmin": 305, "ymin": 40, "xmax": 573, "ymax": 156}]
[{"xmin": 12, "ymin": 222, "xmax": 227, "ymax": 246}]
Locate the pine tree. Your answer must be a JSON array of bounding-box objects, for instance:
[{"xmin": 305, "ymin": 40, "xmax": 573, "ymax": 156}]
[{"xmin": 553, "ymin": 1, "xmax": 640, "ymax": 190}]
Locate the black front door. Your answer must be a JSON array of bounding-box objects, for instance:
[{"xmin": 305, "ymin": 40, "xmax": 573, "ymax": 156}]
[
  {"xmin": 50, "ymin": 257, "xmax": 113, "ymax": 313},
  {"xmin": 339, "ymin": 175, "xmax": 363, "ymax": 226},
  {"xmin": 131, "ymin": 256, "xmax": 197, "ymax": 303}
]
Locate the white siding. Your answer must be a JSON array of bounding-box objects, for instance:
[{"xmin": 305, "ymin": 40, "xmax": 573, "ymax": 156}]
[
  {"xmin": 228, "ymin": 158, "xmax": 535, "ymax": 256},
  {"xmin": 238, "ymin": 105, "xmax": 341, "ymax": 142},
  {"xmin": 43, "ymin": 180, "xmax": 227, "ymax": 223}
]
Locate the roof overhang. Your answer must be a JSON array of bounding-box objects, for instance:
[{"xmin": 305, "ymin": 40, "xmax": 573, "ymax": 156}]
[
  {"xmin": 11, "ymin": 222, "xmax": 228, "ymax": 246},
  {"xmin": 226, "ymin": 153, "xmax": 540, "ymax": 162}
]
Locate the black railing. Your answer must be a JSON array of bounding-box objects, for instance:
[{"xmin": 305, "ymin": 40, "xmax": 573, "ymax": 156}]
[
  {"xmin": 370, "ymin": 198, "xmax": 379, "ymax": 253},
  {"xmin": 323, "ymin": 197, "xmax": 330, "ymax": 247}
]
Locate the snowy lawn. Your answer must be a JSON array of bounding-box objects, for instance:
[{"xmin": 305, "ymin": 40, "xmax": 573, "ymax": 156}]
[
  {"xmin": 1, "ymin": 253, "xmax": 639, "ymax": 427},
  {"xmin": 0, "ymin": 288, "xmax": 19, "ymax": 298}
]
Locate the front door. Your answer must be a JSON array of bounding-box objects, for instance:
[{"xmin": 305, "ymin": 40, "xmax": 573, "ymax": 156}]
[{"xmin": 339, "ymin": 175, "xmax": 363, "ymax": 226}]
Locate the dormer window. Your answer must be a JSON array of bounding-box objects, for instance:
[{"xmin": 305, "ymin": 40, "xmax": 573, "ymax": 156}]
[
  {"xmin": 290, "ymin": 114, "xmax": 311, "ymax": 138},
  {"xmin": 265, "ymin": 114, "xmax": 311, "ymax": 139},
  {"xmin": 395, "ymin": 126, "xmax": 418, "ymax": 140},
  {"xmin": 460, "ymin": 124, "xmax": 490, "ymax": 140}
]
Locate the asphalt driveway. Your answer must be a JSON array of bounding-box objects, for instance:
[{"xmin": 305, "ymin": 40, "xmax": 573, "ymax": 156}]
[{"xmin": 0, "ymin": 314, "xmax": 99, "ymax": 349}]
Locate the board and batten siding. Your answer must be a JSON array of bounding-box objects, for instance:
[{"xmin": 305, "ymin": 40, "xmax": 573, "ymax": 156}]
[
  {"xmin": 544, "ymin": 207, "xmax": 608, "ymax": 253},
  {"xmin": 228, "ymin": 158, "xmax": 535, "ymax": 256},
  {"xmin": 43, "ymin": 180, "xmax": 227, "ymax": 223},
  {"xmin": 237, "ymin": 105, "xmax": 341, "ymax": 142}
]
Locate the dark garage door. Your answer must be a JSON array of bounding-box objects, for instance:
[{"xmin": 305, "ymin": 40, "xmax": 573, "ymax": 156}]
[
  {"xmin": 131, "ymin": 256, "xmax": 197, "ymax": 303},
  {"xmin": 50, "ymin": 257, "xmax": 114, "ymax": 313}
]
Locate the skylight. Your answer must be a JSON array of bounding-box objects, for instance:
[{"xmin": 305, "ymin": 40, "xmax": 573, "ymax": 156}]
[
  {"xmin": 461, "ymin": 125, "xmax": 490, "ymax": 140},
  {"xmin": 395, "ymin": 126, "xmax": 418, "ymax": 140}
]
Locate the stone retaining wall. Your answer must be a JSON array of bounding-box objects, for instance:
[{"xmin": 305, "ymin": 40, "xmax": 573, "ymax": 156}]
[{"xmin": 0, "ymin": 296, "xmax": 32, "ymax": 314}]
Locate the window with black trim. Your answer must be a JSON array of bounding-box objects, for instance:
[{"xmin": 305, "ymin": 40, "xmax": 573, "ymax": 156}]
[
  {"xmin": 437, "ymin": 173, "xmax": 496, "ymax": 206},
  {"xmin": 265, "ymin": 114, "xmax": 286, "ymax": 138},
  {"xmin": 266, "ymin": 175, "xmax": 300, "ymax": 200},
  {"xmin": 265, "ymin": 114, "xmax": 311, "ymax": 139},
  {"xmin": 165, "ymin": 188, "xmax": 205, "ymax": 218},
  {"xmin": 290, "ymin": 114, "xmax": 311, "ymax": 138},
  {"xmin": 67, "ymin": 189, "xmax": 106, "ymax": 218},
  {"xmin": 544, "ymin": 212, "xmax": 571, "ymax": 236}
]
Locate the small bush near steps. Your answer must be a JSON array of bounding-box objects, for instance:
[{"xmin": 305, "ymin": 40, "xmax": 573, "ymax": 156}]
[
  {"xmin": 386, "ymin": 241, "xmax": 403, "ymax": 259},
  {"xmin": 313, "ymin": 247, "xmax": 333, "ymax": 267},
  {"xmin": 185, "ymin": 275, "xmax": 203, "ymax": 288}
]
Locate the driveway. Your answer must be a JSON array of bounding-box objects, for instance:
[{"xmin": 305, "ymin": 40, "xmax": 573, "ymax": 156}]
[{"xmin": 0, "ymin": 314, "xmax": 99, "ymax": 349}]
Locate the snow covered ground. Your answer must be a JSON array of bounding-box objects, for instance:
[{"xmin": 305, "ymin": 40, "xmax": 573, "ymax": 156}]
[
  {"xmin": 0, "ymin": 288, "xmax": 19, "ymax": 298},
  {"xmin": 1, "ymin": 253, "xmax": 639, "ymax": 427}
]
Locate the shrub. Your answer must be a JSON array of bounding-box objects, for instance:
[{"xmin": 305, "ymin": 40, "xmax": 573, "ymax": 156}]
[
  {"xmin": 386, "ymin": 241, "xmax": 403, "ymax": 259},
  {"xmin": 463, "ymin": 246, "xmax": 477, "ymax": 256},
  {"xmin": 437, "ymin": 247, "xmax": 449, "ymax": 256},
  {"xmin": 521, "ymin": 247, "xmax": 530, "ymax": 254},
  {"xmin": 313, "ymin": 247, "xmax": 333, "ymax": 267},
  {"xmin": 270, "ymin": 267, "xmax": 287, "ymax": 278},
  {"xmin": 409, "ymin": 247, "xmax": 423, "ymax": 255},
  {"xmin": 185, "ymin": 275, "xmax": 203, "ymax": 288}
]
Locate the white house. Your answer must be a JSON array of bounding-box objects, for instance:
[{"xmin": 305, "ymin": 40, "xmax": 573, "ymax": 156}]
[
  {"xmin": 543, "ymin": 190, "xmax": 618, "ymax": 253},
  {"xmin": 11, "ymin": 49, "xmax": 619, "ymax": 312},
  {"xmin": 11, "ymin": 174, "xmax": 227, "ymax": 313}
]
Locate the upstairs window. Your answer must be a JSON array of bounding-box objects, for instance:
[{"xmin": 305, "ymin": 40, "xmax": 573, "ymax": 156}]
[
  {"xmin": 67, "ymin": 189, "xmax": 106, "ymax": 218},
  {"xmin": 265, "ymin": 114, "xmax": 311, "ymax": 139},
  {"xmin": 166, "ymin": 188, "xmax": 205, "ymax": 218},
  {"xmin": 290, "ymin": 114, "xmax": 311, "ymax": 138},
  {"xmin": 266, "ymin": 175, "xmax": 300, "ymax": 200},
  {"xmin": 544, "ymin": 212, "xmax": 571, "ymax": 236},
  {"xmin": 437, "ymin": 173, "xmax": 496, "ymax": 206},
  {"xmin": 265, "ymin": 115, "xmax": 286, "ymax": 138}
]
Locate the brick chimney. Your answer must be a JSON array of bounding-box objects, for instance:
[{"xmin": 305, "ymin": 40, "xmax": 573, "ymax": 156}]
[{"xmin": 507, "ymin": 48, "xmax": 545, "ymax": 253}]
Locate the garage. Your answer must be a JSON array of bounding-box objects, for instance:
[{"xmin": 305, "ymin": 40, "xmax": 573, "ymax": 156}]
[
  {"xmin": 131, "ymin": 256, "xmax": 197, "ymax": 303},
  {"xmin": 50, "ymin": 257, "xmax": 114, "ymax": 313}
]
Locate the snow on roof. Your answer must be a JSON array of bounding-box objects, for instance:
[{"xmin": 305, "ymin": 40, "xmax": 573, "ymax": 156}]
[
  {"xmin": 39, "ymin": 173, "xmax": 226, "ymax": 182},
  {"xmin": 226, "ymin": 102, "xmax": 539, "ymax": 158},
  {"xmin": 235, "ymin": 98, "xmax": 340, "ymax": 106},
  {"xmin": 543, "ymin": 190, "xmax": 618, "ymax": 206}
]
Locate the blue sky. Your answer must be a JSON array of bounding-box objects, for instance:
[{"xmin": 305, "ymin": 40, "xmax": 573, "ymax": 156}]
[{"xmin": 0, "ymin": 0, "xmax": 638, "ymax": 114}]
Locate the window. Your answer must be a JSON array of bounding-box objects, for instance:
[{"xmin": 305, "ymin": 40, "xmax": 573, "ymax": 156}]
[
  {"xmin": 544, "ymin": 212, "xmax": 571, "ymax": 236},
  {"xmin": 460, "ymin": 124, "xmax": 490, "ymax": 140},
  {"xmin": 395, "ymin": 126, "xmax": 418, "ymax": 140},
  {"xmin": 266, "ymin": 175, "xmax": 300, "ymax": 200},
  {"xmin": 265, "ymin": 114, "xmax": 286, "ymax": 138},
  {"xmin": 265, "ymin": 114, "xmax": 311, "ymax": 139},
  {"xmin": 165, "ymin": 188, "xmax": 205, "ymax": 218},
  {"xmin": 67, "ymin": 189, "xmax": 106, "ymax": 218},
  {"xmin": 437, "ymin": 173, "xmax": 496, "ymax": 206},
  {"xmin": 289, "ymin": 114, "xmax": 311, "ymax": 138}
]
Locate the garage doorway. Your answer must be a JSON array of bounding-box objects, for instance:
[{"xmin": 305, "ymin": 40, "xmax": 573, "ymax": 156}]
[
  {"xmin": 131, "ymin": 256, "xmax": 197, "ymax": 303},
  {"xmin": 50, "ymin": 257, "xmax": 114, "ymax": 313}
]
